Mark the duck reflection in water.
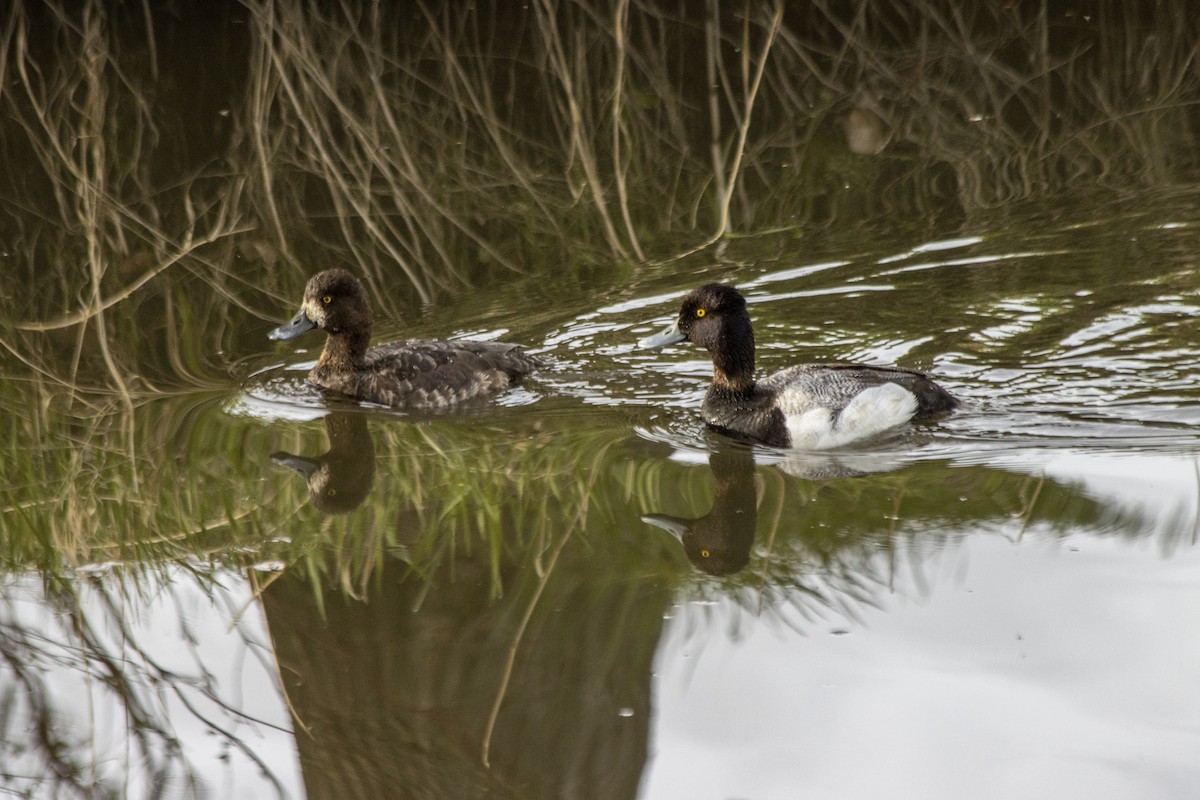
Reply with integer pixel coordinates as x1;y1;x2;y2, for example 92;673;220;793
643;450;760;576
271;412;375;514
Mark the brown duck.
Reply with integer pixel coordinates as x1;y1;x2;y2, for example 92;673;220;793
270;269;541;408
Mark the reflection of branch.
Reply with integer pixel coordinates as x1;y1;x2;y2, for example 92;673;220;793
92;579;291;792
610;0;645;261
480;521;574;769
480;441;610;767
0;631;113;798
1191;459;1200;547
251;568;316;741
755;468;785;615
1017;473;1045;541
670;3;784;262
0;572;291;797
15;224;257;332
0;584;178;795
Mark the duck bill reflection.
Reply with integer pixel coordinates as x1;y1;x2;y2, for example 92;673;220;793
269;309;317;341
640;513;689;542
638;320;686;349
270;451;322;481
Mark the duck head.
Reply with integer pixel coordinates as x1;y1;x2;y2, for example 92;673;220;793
639;283;756;391
269;268;373;342
639;283;751;350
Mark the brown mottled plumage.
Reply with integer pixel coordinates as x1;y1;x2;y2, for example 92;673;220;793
270;269;541;408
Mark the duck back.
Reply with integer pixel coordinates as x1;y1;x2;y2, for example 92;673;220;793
314;339;541;408
760;363;958;419
702;363;958;448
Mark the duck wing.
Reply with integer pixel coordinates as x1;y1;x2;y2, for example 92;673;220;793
356;339;542;407
759;362;957;419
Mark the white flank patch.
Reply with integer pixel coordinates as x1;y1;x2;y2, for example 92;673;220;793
784;383;917;450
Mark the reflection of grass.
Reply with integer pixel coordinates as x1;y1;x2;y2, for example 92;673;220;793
268;417;638;608
0;377;634;586
3;366;1116;621
0;388;274;573
637;453;1119;634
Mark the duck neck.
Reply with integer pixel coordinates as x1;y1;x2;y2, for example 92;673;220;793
709;320;756;396
319;328;371;372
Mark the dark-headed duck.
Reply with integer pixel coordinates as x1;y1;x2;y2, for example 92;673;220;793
639;283;957;449
270;269;541;408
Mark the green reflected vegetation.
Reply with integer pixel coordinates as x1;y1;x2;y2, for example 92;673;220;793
0;377;1124;613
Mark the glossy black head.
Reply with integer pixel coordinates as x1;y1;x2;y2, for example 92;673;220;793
674;284;749;350
641;283;756;391
269;268;373;343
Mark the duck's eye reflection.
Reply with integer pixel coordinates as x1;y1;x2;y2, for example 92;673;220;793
322;295;332;304
695;308;706;318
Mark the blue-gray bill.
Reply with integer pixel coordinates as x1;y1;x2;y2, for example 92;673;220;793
269;309;317;341
639;320;686;349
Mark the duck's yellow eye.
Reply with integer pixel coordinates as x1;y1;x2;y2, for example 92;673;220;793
322;295;332;304
700;549;710;558
695;308;706;318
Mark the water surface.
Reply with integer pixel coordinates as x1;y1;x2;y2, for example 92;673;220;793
4;3;1200;798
